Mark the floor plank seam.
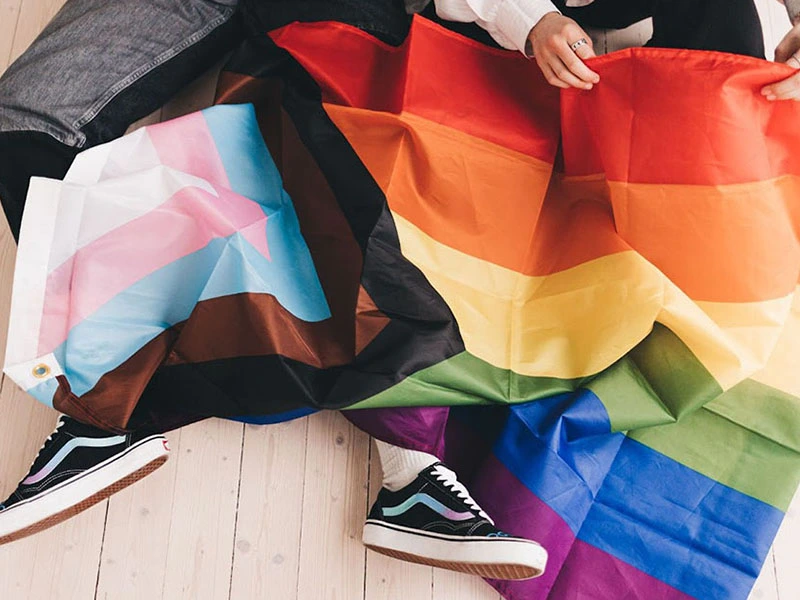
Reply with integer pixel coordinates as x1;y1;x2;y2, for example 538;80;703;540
159;429;183;600
773;551;781;600
92;500;111;600
293;420;312;597
227;423;247;600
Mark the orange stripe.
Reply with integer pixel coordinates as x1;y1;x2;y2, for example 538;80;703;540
329;104;799;301
608;178;800;302
325;105;557;274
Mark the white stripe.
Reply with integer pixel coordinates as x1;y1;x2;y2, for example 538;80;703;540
23;435;127;485
51;164;218;272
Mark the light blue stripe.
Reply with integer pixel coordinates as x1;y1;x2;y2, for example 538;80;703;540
54;231;330;397
200;105;327;310
201;104;283;208
26;378;59;408
49;104;330;397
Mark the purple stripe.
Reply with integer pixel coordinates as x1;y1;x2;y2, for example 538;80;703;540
344;406;450;456
550;539;694;600
467;456;693;600
467;455;575;599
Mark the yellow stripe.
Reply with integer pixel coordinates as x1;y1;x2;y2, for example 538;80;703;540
394;213;795;386
750;286;800;397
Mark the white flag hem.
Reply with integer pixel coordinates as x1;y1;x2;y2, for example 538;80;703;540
4;177;63;386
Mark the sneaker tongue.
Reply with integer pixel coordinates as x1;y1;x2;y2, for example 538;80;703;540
424;463;494;523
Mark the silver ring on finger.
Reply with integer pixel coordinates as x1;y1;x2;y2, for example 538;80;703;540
570;38;589;53
790;52;800;68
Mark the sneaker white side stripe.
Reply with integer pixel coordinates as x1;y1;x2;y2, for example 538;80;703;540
22;435;126;485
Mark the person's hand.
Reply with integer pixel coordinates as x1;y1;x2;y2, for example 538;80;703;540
528;12;599;90
761;21;800;100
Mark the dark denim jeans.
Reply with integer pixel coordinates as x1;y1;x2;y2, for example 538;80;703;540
0;0;413;240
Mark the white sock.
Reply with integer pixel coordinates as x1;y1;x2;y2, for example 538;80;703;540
374;439;439;492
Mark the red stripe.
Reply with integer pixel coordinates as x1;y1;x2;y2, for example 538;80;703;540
269;18;560;163
562;48;800;185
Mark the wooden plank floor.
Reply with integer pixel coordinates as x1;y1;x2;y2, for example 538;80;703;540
0;2;798;599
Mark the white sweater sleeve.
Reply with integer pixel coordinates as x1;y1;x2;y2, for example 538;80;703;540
434;0;559;54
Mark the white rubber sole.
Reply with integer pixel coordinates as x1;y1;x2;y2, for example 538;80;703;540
363;520;548;580
0;435;169;545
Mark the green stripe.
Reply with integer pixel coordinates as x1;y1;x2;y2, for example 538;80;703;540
709;379;800;454
588;323;723;431
631;388;800;511
349;324;800;509
595;325;800;510
346;351;581;408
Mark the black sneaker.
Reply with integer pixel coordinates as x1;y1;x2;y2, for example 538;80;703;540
0;415;169;545
363;462;547;580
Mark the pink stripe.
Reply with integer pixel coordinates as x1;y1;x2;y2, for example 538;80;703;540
38;115;272;354
38;185;268;355
146;112;231;188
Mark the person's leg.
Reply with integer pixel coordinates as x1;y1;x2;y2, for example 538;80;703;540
0;0;244;241
366;440;548;580
555;0;765;59
555;0;655;31
374;439;439;491
242;0;412;46
649;0;765;58
0;0;243;545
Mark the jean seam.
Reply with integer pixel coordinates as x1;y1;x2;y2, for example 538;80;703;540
10;122;80;147
71;7;235;143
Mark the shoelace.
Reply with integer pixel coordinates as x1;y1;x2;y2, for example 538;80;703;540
431;464;494;524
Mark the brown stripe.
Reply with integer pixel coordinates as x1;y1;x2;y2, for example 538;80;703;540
53;326;181;432
163;289;387;368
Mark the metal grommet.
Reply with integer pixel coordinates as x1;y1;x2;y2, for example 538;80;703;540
32;364;51;379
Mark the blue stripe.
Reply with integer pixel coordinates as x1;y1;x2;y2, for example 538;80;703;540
233;407;318;424
493;390;624;534
577;438;783;600
491;388;783;599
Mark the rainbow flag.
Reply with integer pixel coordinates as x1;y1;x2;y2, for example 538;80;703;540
4;16;800;599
